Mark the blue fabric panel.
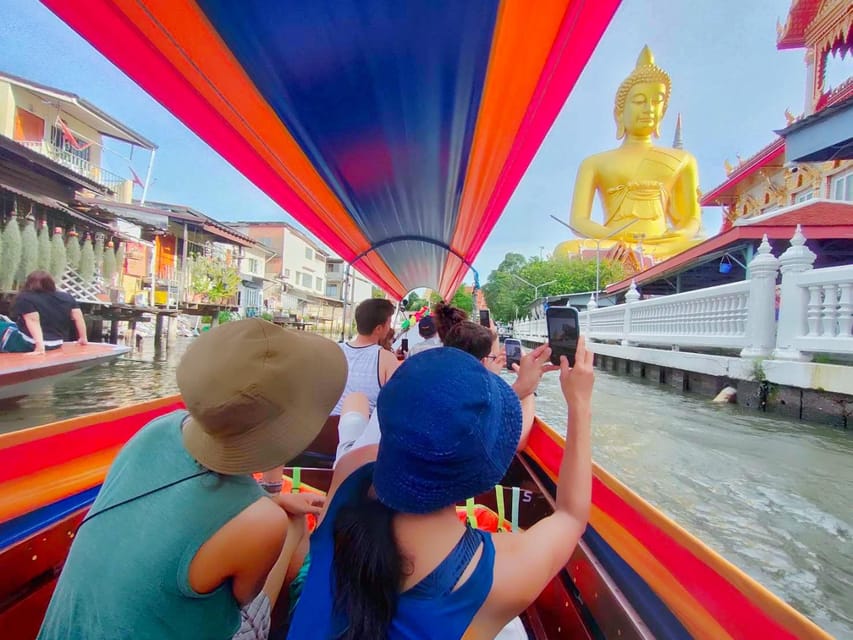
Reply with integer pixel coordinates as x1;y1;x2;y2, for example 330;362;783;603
583;526;693;640
0;486;100;550
196;0;499;291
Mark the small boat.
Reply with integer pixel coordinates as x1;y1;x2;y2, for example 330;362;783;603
0;399;831;639
0;343;130;402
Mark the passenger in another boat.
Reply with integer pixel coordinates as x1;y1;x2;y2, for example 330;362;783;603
36;319;347;640
8;270;88;354
288;340;595;640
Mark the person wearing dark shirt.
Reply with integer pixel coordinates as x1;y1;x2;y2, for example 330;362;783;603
11;270;88;354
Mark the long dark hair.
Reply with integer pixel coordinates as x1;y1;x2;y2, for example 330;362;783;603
432;302;468;341
333;478;407;639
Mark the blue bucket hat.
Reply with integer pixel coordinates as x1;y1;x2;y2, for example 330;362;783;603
373;347;522;514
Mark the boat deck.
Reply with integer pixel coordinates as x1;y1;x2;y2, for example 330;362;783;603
0;343;130;401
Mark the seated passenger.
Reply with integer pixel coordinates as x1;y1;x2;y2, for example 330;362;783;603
331;298;400;416
407;315;441;357
9;270;88;354
288;341;594;639
37;319;347;640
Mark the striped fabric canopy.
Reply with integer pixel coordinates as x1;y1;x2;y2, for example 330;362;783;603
42;0;620;299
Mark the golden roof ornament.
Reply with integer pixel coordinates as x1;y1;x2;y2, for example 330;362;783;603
614;45;672;139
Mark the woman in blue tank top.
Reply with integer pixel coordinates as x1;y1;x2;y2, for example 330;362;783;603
288;338;596;639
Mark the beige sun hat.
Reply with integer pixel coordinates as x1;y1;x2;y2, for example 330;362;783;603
177;318;347;474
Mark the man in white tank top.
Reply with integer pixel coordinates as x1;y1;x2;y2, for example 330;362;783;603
331;298;400;416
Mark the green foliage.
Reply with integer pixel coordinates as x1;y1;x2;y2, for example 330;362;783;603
102;242;117;283
79;235;95;284
371;286;386;299
426;287;474;314
17;219;37;286
1;217;22;291
449;287;474;314
66;232;81;271
189;254;241;303
217;310;238;324
260;311;274;321
93;234;105;275
49;229;67;281
404;292;428;311
483;251;625;322
37;222;51;271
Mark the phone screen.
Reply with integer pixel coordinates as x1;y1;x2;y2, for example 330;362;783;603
401;338;409;352
546;307;579;366
505;339;522;370
479;309;490;327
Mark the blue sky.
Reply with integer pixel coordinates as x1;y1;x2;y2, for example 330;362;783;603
0;0;813;288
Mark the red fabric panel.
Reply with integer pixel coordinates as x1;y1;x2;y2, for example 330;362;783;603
592;479;796;639
0;402;183;483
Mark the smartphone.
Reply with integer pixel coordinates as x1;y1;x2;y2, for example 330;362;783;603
401;338;409;352
504;339;522;371
479;309;490;327
545;306;580;367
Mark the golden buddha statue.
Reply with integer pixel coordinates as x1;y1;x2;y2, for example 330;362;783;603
554;46;703;261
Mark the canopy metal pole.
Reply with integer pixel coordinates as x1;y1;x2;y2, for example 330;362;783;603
139;149;157;205
340;262;351;342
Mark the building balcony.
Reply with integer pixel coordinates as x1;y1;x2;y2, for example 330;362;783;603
18;139;131;199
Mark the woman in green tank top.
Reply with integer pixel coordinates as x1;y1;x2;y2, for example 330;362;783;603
37;319;347;640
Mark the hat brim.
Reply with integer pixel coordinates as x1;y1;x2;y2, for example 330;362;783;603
183;409;326;475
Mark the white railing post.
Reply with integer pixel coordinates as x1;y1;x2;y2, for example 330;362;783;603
740;235;779;358
773;225;817;361
621;280;640;346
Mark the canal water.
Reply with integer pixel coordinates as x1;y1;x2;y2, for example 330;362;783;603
1;338;851;636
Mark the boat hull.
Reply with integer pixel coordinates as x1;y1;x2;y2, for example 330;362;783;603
0;343;130;402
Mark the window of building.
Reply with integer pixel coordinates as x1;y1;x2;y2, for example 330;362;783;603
305;247;313;260
326;284;338;298
302;272;313;288
284;268;291;279
794;189;814;204
315;276;323;291
246;257;259;273
830;170;853;202
50;124;91;163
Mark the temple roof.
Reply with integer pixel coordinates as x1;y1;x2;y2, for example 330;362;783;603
777;0;822;50
605;199;853;295
700;138;785;206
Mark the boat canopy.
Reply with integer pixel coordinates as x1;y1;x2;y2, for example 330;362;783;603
42;0;620;298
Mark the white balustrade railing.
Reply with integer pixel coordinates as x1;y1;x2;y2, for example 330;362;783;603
512;226;853;362
789;265;853;356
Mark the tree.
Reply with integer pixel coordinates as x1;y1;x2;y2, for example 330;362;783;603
404;292;427;311
426;287;473;314
482;251;624;322
371;287;386;298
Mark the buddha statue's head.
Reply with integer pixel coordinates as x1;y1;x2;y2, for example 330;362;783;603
614;46;671;140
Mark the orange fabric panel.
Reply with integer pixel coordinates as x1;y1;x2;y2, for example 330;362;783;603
106;0;403;295
0;447;119;524
439;0;570;295
0;395;182;450
13;107;45;142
